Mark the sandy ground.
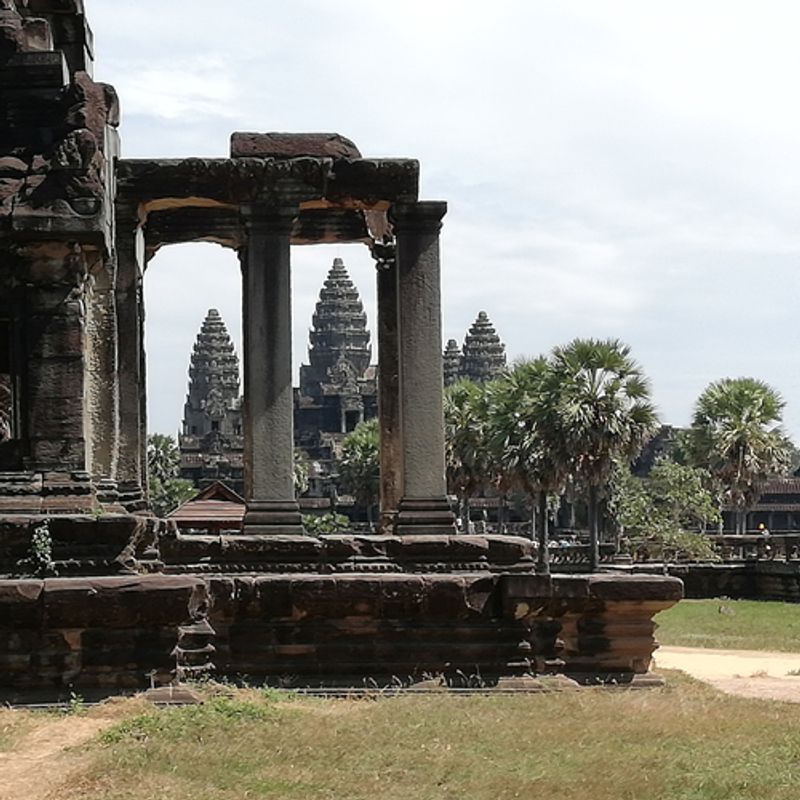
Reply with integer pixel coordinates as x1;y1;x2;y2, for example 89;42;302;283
0;707;121;800
654;645;800;702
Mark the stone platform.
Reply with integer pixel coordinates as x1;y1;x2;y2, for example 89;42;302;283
0;547;682;700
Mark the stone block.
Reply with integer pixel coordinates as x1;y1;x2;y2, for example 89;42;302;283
585;574;684;602
484;534;535;563
330;576;381;616
0;51;68;89
422;576;470;620
230;132;361;160
327;158;419;206
42;575;202;628
289;576;341;619
251;578;295;620
379;576;426;618
0;579;43;626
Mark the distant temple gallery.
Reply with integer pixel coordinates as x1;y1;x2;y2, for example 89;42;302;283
179;257;508;497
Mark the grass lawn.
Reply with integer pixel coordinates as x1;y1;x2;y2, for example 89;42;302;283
655;598;800;652
44;678;800;800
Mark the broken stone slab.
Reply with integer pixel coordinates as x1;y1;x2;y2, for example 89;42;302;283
144;684;204;706
231;132;361;160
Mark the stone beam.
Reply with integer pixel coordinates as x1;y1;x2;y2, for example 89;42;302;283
116;157;419;215
143;206;372;252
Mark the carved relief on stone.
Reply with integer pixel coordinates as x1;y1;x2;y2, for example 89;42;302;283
326;355;359;394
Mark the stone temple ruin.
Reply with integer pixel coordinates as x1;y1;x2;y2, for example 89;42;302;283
0;1;681;698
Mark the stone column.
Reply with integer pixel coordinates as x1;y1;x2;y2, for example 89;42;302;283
392;202;455;535
85;253;120;500
373;241;402;533
241;206;303;535
114;205;147;511
24;243;89;474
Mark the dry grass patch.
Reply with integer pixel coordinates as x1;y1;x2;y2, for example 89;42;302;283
0;707;37;752
656;598;800;651
53;676;800;800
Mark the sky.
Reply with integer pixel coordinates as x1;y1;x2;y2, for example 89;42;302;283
87;1;800;439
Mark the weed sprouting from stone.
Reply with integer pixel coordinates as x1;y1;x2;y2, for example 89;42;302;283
16;521;57;578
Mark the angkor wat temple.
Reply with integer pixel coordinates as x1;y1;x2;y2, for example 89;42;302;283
179;263;508;498
0;0;680;698
179;257;379;496
443;310;507;386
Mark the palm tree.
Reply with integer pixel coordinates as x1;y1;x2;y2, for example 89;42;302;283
486;358;566;573
337;419;380;530
684;378;792;534
147;433;180;484
146;433;195;517
444;379;492;532
550;339;658;571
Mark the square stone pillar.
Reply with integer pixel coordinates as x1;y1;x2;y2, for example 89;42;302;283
114;206;147;511
391;202;456;535
373;242;402;533
241;206;303;535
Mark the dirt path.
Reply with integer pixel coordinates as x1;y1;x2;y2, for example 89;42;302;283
654;645;800;703
0;709;118;800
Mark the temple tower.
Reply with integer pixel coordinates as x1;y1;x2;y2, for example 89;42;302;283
300;257;372;398
182;309;241;437
443;339;462;387
179;309;243;491
296;258;377;476
460;311;506;383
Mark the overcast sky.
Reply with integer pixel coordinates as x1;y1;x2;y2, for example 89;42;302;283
88;1;800;439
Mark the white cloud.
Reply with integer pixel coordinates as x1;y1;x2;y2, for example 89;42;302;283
86;0;800;441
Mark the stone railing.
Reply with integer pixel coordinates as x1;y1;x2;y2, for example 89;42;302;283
707;534;800;563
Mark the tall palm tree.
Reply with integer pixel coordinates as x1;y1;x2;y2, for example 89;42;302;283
684;377;792;533
550;339;658;570
444;379;492;532
486;358;566;573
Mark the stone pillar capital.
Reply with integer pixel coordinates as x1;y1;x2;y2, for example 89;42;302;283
389;201;447;235
370;239;396;272
241;204;297;236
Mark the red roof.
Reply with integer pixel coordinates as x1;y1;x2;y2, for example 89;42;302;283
168;482;244;530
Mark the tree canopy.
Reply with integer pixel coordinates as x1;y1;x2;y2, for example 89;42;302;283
610;458;719;561
337;419;380;529
683;377;792;533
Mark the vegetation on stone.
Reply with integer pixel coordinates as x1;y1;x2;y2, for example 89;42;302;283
14;520;56;577
302;511;350;535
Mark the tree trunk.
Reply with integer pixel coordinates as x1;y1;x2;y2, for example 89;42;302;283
536;489;549;574
589;483;600;572
530;498;537;541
